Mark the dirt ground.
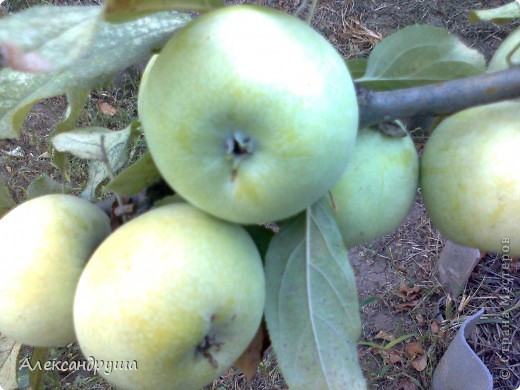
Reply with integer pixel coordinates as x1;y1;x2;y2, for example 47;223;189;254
1;0;519;389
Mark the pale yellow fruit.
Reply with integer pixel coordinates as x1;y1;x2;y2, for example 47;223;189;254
329;127;419;248
73;203;265;390
421;101;520;256
0;194;111;347
138;5;358;224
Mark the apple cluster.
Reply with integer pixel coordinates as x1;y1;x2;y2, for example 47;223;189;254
0;4;518;390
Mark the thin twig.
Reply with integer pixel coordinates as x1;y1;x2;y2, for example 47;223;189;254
358;67;520;128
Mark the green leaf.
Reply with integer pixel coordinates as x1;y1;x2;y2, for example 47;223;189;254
0;7;191;139
0;335;21;390
56;124;140;201
27;175;72;199
51;89;91;182
346;58;368;80
244;225;276;260
356;25;486;90
0;6;101;73
106;151;162;196
470;1;520;24
0;181;15;217
264;200;366;389
52;126;137;161
103;0;223;23
28;348;49;390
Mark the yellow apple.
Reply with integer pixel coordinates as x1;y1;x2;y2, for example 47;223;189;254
73;203;265;390
421;101;520;256
138;5;358;224
328;127;419;248
0;194;111;347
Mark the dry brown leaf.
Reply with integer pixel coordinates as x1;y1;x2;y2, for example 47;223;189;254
383;349;404;365
415;314;425;327
431;321;439;335
411;354;427;372
233;322;266;382
374;330;395;342
400;281;421;294
405;342;425;359
98;101;117;117
394;300;420;312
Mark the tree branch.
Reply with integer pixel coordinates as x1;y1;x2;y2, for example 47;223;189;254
358;67;520;128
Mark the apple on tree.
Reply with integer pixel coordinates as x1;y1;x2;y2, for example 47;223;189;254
0;194;111;347
421;101;520;256
73;203;265;390
138;5;359;225
328;127;419;248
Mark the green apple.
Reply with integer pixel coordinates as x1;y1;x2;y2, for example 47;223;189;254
488;27;520;72
138;5;358;225
328;127;419;248
421;101;520;256
0;194;110;347
73;203;265;390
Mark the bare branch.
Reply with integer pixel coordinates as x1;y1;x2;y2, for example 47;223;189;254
358;67;520;128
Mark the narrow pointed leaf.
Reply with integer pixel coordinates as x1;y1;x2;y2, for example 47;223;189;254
0;8;191;139
357;25;486;90
0;6;101;73
265;200;366;389
28;348;49;390
469;1;520;24
51;89;91;182
346;58;368;80
103;0;223;23
106;151;162;196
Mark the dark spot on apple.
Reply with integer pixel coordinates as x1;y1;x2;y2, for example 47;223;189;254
196;334;224;369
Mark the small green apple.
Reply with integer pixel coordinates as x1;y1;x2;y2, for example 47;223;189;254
328;127;419;248
73;203;265;390
488;27;520;72
421;101;520;256
138;5;358;224
0;194;110;347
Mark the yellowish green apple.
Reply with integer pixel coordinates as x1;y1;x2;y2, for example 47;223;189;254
138;5;358;225
488;27;520;72
328;127;419;248
73;203;265;390
421;101;520;256
0;194;111;347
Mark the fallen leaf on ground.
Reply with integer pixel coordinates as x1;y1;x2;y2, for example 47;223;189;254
383;349;404;364
405;342;425;359
98;101;117;116
411;353;427;372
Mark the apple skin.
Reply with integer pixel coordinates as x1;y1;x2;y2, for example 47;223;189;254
0;194;111;347
421;101;520;256
488;27;520;72
138;5;358;225
73;203;265;390
328;127;419;248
